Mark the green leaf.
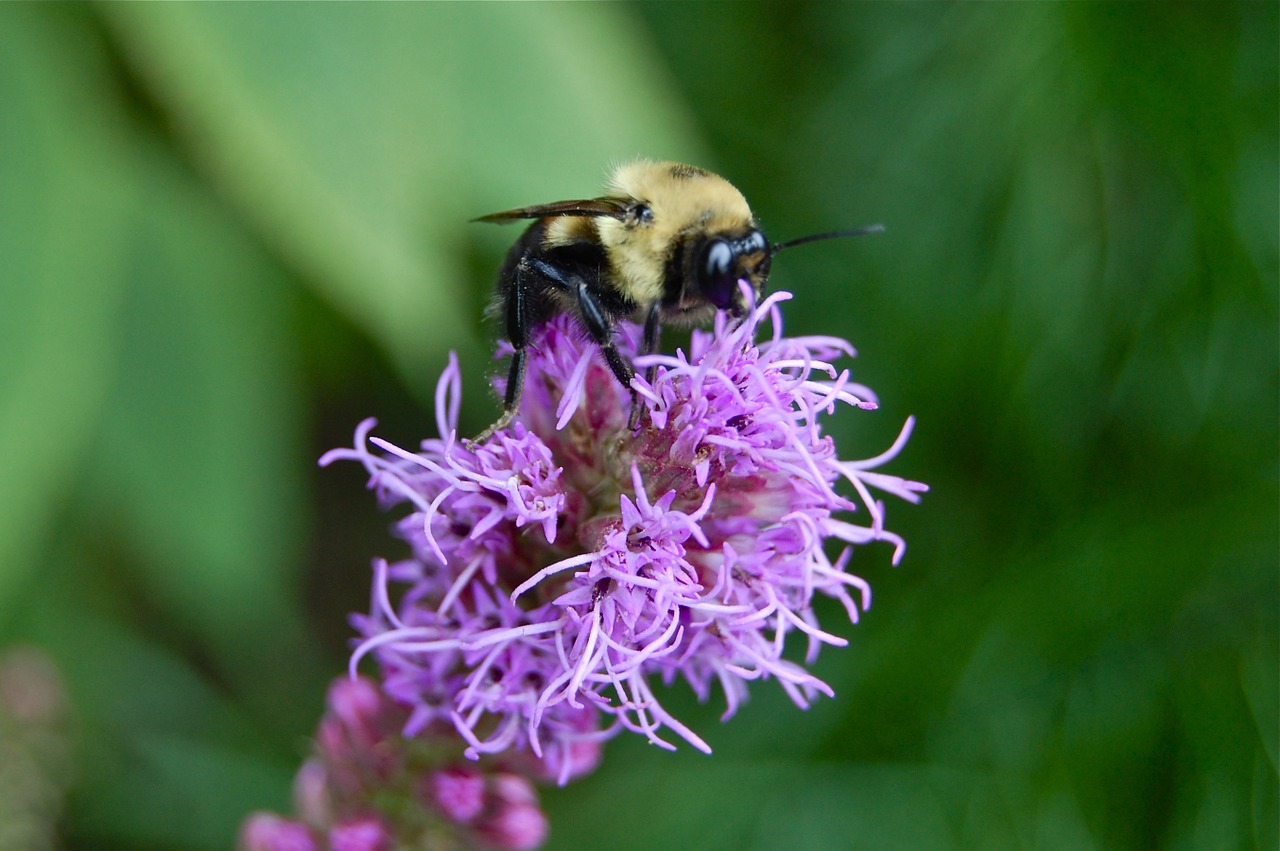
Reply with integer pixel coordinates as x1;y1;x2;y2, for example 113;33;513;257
1241;631;1279;776
77;732;291;851
0;6;136;611
549;757;960;851
99;4;705;391
79;144;325;720
27;582;297;851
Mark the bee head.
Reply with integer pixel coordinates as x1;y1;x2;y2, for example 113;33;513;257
695;224;887;317
696;228;770;316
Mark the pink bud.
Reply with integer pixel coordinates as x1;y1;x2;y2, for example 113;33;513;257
489;774;537;807
325;677;386;751
426;766;486;823
327;678;383;727
329;815;392;851
238;812;317;851
291;759;331;826
474;802;549;851
533;737;602;784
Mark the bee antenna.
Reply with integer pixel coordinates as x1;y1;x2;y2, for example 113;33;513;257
770;224;885;255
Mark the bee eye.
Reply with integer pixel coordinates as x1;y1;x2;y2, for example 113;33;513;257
698;238;738;309
633;204;653;224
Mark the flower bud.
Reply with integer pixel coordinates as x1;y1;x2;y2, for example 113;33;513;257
426;765;486;823
291;759;332;826
489;773;537;807
325;676;386;753
238;812;317;851
473;801;548;851
328;815;392;851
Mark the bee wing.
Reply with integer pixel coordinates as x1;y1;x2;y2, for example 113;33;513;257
473;197;630;224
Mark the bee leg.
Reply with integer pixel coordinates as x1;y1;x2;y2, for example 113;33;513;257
572;279;634;390
470;348;524;445
628;301;662;430
472;263;533;445
520;258;636;427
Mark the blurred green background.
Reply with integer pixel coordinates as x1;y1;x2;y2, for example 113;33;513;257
1;3;1275;849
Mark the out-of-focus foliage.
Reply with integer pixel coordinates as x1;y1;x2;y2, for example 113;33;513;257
0;3;1273;850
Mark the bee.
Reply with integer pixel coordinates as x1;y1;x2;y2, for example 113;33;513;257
472;159;881;442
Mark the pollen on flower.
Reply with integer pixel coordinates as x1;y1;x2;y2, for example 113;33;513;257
322;288;926;782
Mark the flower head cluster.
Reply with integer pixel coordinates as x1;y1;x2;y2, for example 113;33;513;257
323;290;926;784
239;676;548;851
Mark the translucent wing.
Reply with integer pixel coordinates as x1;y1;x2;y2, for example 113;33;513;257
473;197;631;224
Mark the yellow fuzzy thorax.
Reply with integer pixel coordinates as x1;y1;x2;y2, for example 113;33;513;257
548;160;756;305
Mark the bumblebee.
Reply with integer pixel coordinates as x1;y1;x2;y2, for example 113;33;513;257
472;159;879;442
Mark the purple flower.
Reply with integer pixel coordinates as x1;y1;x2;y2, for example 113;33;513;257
323;289;926;783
